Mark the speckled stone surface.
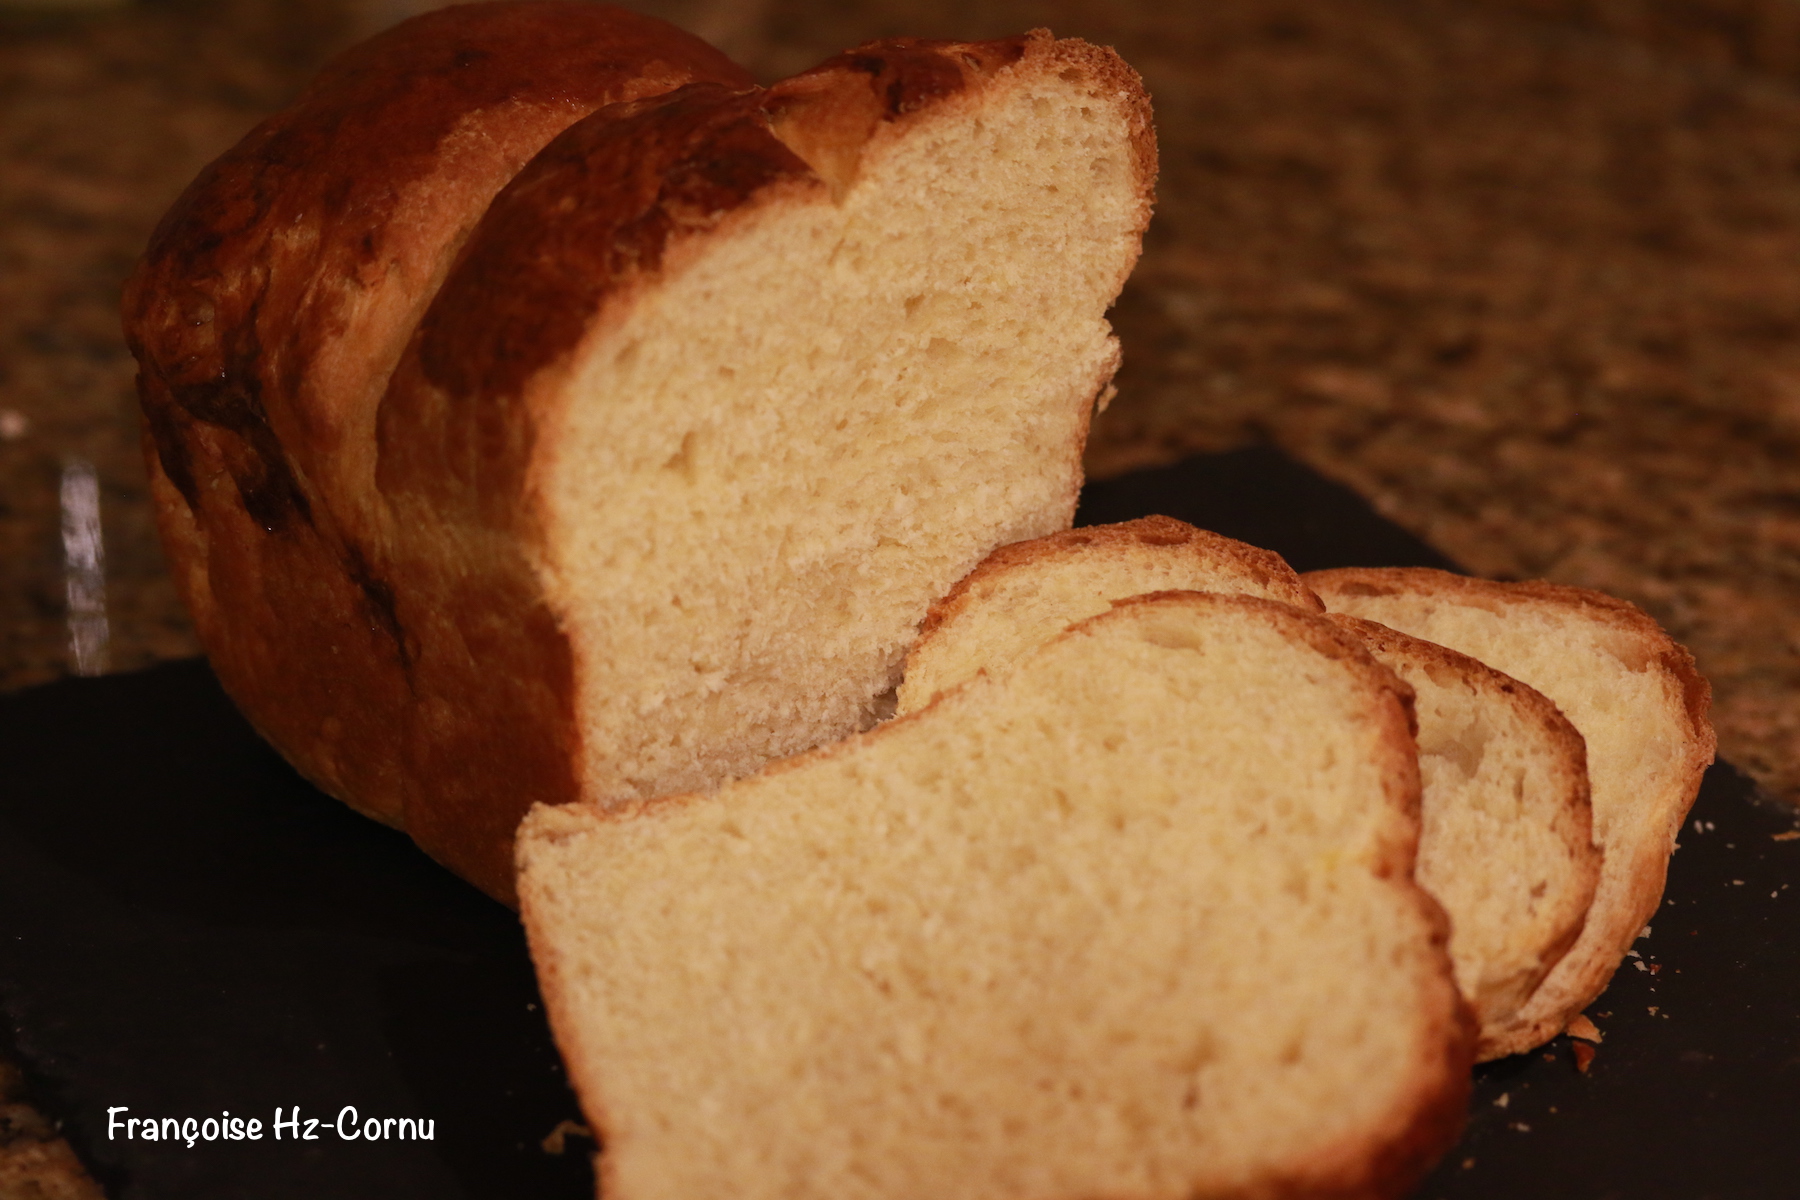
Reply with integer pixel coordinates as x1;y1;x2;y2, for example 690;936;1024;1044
3;0;1797;790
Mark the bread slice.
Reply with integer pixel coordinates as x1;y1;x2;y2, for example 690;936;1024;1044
520;592;1471;1200
898;523;1598;1057
1307;568;1715;1052
1327;615;1599;1060
125;8;1156;900
896;516;1322;714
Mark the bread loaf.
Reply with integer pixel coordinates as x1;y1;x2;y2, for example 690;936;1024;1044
519;592;1472;1200
123;3;1155;900
901;523;1601;1057
1307;568;1714;1051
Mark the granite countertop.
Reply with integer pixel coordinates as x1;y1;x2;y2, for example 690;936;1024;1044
3;0;1798;1188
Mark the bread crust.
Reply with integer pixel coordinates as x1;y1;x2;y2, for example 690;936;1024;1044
521;592;1471;1200
1306;567;1715;1053
125;10;1157;901
917;516;1324;644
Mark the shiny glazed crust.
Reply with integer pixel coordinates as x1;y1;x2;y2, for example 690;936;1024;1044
123;8;1157;902
122;3;750;837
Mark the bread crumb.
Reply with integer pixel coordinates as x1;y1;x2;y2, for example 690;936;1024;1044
1572;1043;1596;1073
1493;1092;1509;1108
1772;830;1800;842
1565;1014;1602;1043
1648;1006;1659;1016
541;1120;592;1156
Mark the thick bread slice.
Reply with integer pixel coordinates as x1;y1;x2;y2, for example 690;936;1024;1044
1328;615;1600;1060
896;516;1321;714
125;10;1156;901
1307;568;1715;1052
519;593;1472;1200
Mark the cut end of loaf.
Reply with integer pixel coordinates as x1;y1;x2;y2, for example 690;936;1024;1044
530;35;1154;804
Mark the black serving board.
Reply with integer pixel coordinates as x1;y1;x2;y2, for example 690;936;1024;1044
3;446;1797;1200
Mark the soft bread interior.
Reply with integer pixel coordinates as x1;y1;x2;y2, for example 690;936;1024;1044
539;67;1144;800
519;594;1464;1200
897;518;1320;715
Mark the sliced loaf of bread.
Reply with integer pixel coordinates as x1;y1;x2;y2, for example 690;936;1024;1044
519;592;1471;1200
898;524;1599;1057
895;516;1321;715
1328;615;1600;1060
1307;568;1715;1051
126;10;1156;900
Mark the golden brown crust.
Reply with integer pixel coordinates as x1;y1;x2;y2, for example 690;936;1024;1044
916;516;1322;646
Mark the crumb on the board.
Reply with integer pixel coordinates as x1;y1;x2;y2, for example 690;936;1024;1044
541;1119;593;1156
1565;1013;1602;1043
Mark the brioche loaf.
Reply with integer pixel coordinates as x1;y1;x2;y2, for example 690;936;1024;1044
901;523;1600;1057
124;3;1155;900
1327;615;1599;1060
519;592;1472;1200
896;516;1322;715
1307;568;1714;1051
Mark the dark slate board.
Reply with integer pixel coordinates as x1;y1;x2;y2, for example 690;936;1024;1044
2;446;1796;1199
